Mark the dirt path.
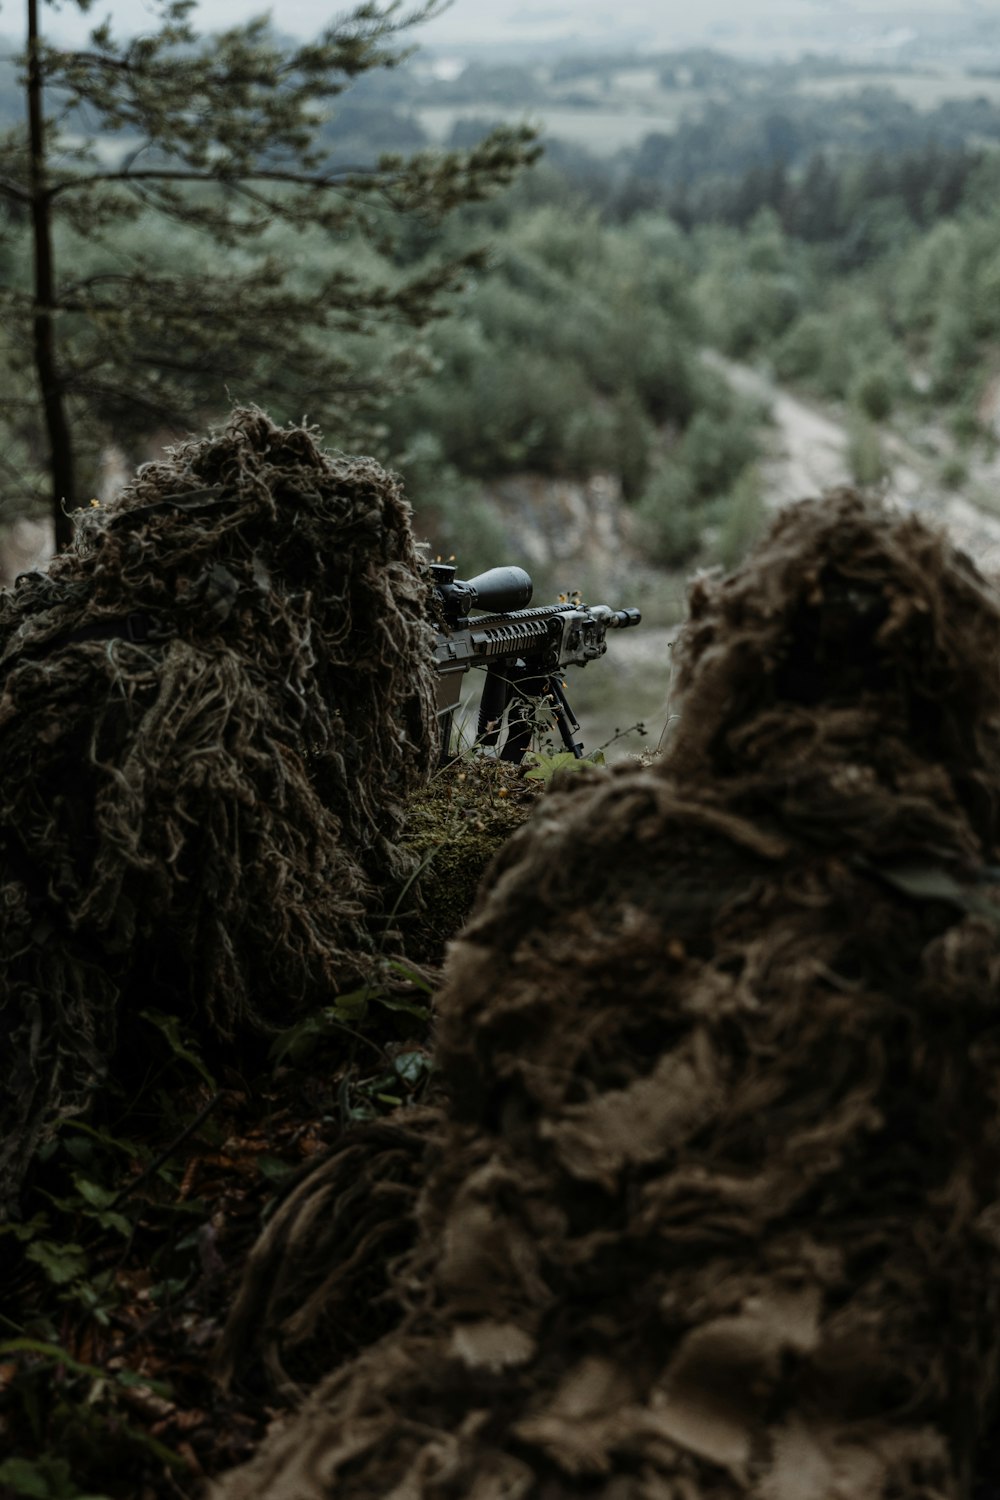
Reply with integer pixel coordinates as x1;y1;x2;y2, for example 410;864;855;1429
703;348;1000;578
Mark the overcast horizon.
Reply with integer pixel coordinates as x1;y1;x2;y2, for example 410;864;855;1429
2;0;996;56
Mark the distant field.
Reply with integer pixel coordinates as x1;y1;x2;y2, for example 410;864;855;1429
795;67;1000;110
418;62;1000;156
417;104;682;154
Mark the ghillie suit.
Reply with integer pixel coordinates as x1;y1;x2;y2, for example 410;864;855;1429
213;490;1000;1500
216;1105;445;1401
0;409;437;1219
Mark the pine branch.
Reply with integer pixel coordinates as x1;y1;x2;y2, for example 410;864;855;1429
45;163;386;201
0;178;31;204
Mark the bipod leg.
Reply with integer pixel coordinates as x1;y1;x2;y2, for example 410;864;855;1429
547;676;584;758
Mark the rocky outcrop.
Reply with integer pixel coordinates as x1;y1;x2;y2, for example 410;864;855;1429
481;471;643;592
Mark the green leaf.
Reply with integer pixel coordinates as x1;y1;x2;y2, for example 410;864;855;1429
0;1337;99;1377
138;1010;216;1087
61;1121;148;1161
114;1368;173;1397
393;1050;432;1086
269;1015;322;1064
257;1156;297;1185
385;959;433;993
62;1136;95;1165
330;987;372;1021
71;1175;118;1211
0;1456;75;1498
522;750;593;784
371;994;430;1020
91;1210;133;1237
271;987;387;1063
0;1457;50;1498
0;1213;49;1244
24;1242;88;1286
149;1274;193;1299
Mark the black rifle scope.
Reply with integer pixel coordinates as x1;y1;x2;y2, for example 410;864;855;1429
432;564;533;619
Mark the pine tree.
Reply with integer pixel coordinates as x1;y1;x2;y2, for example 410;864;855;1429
0;0;536;547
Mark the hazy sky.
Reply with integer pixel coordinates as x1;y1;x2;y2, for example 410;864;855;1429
13;0;997;51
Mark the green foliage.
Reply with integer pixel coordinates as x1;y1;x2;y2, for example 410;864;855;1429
672;125;1000;463
0;1154;188;1493
714;467;768;571
928;300;978;402
384;190;767;569
138;1008;217;1090
401;754;540;962
849;363;896;422
269;969;432;1066
629;86;1000;239
635;391;762;568
691;213;807;358
893;220;967;332
771;311;835;385
0;1332;184;1498
0;1451;109;1498
846;410;889;487
386;197;710;503
522;748;606;784
394;430;509;577
636;476;705;568
0;951;447;1493
23;1241;89;1286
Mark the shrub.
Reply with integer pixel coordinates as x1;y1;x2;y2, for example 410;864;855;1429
850;364;895;422
846;410;889;486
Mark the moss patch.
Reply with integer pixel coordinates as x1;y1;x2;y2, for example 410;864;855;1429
401;756;544;961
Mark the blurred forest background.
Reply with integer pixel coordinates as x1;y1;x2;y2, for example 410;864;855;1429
4;6;1000;742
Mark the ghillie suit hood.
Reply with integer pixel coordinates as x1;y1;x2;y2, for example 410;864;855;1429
0;409;437;1218
214;490;1000;1500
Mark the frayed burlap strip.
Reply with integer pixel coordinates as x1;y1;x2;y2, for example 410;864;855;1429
0;408;437;1219
215;1106;445;1401
213;490;1000;1500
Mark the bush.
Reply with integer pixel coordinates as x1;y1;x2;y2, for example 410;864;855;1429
386;197;721;497
679;407;760;496
691;215;809;358
929;303;978;402
395;431;509;575
846;410;889;487
771;312;832;385
636;463;703;567
711;467;768;571
636;398;761;569
850;364;895;422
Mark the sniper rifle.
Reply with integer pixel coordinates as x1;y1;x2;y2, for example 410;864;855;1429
431;563;640;765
